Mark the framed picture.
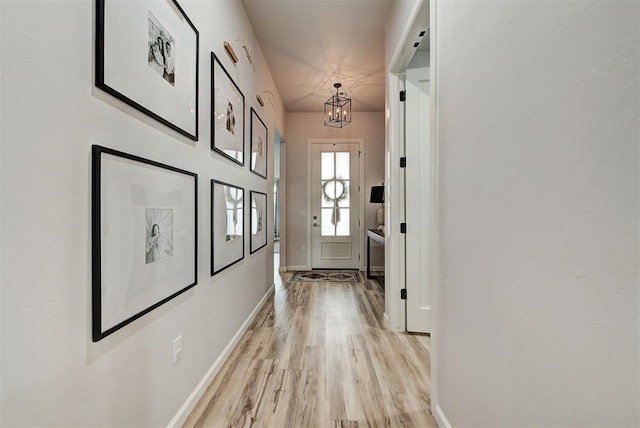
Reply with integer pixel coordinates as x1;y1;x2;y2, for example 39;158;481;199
211;180;245;275
211;53;245;165
92;145;197;341
95;0;199;141
250;107;268;178
250;191;268;254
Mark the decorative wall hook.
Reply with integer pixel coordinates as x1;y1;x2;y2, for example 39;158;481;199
223;38;255;71
256;91;277;111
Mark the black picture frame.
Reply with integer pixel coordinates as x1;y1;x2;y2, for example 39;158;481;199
211;179;245;275
95;0;199;141
250;107;268;179
92;145;198;341
250;190;268;254
211;53;245;165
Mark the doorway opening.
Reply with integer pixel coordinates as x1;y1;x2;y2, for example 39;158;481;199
273;129;285;277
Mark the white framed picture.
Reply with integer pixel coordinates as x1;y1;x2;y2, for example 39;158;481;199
211;53;245;165
250;190;267;253
96;0;199;140
91;145;197;341
250;107;267;178
211;180;245;275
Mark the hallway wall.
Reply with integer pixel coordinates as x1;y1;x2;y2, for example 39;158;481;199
285;112;385;269
435;1;639;426
0;0;283;425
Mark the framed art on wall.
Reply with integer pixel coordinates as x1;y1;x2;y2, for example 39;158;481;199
250;190;267;253
211;180;245;275
92;145;197;341
211;53;245;165
95;0;199;140
250;107;267;178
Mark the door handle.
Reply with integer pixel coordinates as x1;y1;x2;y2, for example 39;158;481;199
313;222;319;227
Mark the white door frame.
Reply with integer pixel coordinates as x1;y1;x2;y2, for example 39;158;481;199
386;0;442;424
384;72;407;332
306;138;365;270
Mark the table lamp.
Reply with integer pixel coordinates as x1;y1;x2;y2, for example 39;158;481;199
369;185;384;231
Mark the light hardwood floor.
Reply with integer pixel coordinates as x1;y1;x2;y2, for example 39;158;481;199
184;271;436;427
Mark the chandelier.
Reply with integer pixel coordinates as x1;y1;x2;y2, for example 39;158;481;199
324;83;351;128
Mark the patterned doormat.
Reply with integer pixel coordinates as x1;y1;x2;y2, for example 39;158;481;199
288;271;364;283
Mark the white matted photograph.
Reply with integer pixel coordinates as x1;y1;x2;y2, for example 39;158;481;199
250;107;267;178
212;52;245;165
96;0;199;140
250;190;267;254
211;180;244;275
147;12;175;86
145;208;174;264
92;145;197;342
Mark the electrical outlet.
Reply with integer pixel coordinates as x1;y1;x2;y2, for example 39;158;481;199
172;335;183;365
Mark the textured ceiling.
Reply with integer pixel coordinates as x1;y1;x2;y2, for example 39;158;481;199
242;0;394;113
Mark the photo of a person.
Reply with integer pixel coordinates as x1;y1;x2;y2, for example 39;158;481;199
226;101;235;135
256;137;263;157
148;12;176;86
163;40;175;85
148;35;165;76
145;208;174;264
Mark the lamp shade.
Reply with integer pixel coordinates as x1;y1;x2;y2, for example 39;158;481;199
369;185;384;203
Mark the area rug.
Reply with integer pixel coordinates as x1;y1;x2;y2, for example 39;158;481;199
288;270;364;283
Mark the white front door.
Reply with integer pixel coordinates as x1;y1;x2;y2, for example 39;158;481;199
405;66;433;333
310;141;361;269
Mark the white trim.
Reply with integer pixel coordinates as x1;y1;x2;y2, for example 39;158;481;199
278;266;287;273
306;138;364;270
369;265;385;271
388;0;428;73
429;0;440;417
433;404;452;428
286;265;309;271
167;284;275;428
384;72;406;333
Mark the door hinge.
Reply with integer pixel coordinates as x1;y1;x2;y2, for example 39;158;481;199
400;157;406;168
400;223;407;233
400;90;406;102
401;289;407;300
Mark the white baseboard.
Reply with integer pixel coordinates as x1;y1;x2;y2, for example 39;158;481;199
278;266;287;273
167;284;275;428
286;265;309;271
433;403;452;428
370;265;384;271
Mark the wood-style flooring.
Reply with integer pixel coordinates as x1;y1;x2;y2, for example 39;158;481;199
184;271;436;427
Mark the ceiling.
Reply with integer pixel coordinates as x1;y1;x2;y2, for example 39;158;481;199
241;0;394;113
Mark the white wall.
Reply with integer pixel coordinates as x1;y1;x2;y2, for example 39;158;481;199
0;0;284;426
435;1;639;426
285;112;385;269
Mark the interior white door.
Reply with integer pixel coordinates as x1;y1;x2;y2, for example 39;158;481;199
311;142;360;269
405;66;433;333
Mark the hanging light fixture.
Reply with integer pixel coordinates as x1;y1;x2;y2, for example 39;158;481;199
324;83;351;128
